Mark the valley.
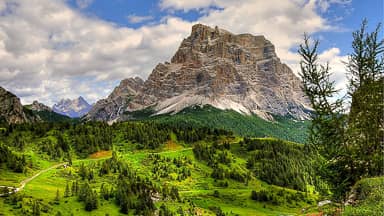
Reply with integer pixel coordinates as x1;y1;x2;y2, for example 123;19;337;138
0;9;382;216
0;121;321;215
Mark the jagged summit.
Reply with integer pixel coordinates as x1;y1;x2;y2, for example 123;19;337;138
86;24;311;122
53;96;92;118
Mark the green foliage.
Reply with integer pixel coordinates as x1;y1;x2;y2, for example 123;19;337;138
70;122;113;156
54;189;60;203
145;105;309;143
193;141;251;183
344;177;384;215
298;20;383;200
243;138;316;191
159;203;175;216
32;200;41;216
34;110;73;123
113;122;169;149
0;143;27;172
77;181;99;211
147;154;192;181
0;112;319;215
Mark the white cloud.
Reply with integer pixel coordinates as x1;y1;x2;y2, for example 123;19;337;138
127;14;154;24
0;0;350;107
317;0;352;12
160;0;218;11
0;0;191;106
76;0;93;9
318;48;348;95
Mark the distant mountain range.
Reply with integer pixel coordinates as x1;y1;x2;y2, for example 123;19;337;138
85;24;312;123
52;97;92;118
0;86;71;124
0;24;312;142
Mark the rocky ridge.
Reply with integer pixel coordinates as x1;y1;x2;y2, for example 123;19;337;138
0;87;40;124
30;101;52;112
86;24;311;122
53;96;92;118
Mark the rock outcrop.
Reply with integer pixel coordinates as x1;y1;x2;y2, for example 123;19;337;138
0;87;41;124
86;24;311;122
0;86;29;124
86;77;144;121
53;96;92;118
30;101;52;112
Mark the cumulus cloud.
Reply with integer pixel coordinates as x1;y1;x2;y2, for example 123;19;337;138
0;0;350;107
318;48;349;95
160;0;218;11
0;0;191;106
317;0;352;12
127;14;154;24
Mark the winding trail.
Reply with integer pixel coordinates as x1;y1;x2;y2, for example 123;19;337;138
0;147;193;197
0;162;65;196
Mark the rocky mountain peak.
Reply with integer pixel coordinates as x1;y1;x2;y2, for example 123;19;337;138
53;96;92;118
109;77;144;100
31;100;52;112
86;24;311;122
0;87;41;124
0;86;28;124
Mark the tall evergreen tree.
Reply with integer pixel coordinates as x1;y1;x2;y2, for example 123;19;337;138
32;200;40;216
55;189;60;203
298;20;383;200
64;182;70;198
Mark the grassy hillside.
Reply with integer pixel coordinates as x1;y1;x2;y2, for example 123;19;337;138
343;177;384;215
128;105;310;143
0;121;321;215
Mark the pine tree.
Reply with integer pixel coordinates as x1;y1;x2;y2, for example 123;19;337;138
54;189;60;203
298;20;384;200
32;200;40;216
71;181;76;196
346;20;384;178
64;182;70;197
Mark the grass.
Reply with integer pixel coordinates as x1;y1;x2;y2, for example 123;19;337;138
1;135;320;215
0;150;56;187
343;176;384;216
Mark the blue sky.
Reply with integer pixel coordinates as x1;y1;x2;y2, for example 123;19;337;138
0;0;382;106
67;0;382;55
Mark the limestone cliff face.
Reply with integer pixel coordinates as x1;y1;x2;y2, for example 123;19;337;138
86;24;311;122
0;87;40;124
31;101;52;112
86;77;144;121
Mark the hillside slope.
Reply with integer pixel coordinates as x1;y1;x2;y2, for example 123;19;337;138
127;105;309;143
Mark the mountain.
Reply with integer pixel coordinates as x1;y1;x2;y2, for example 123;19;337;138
29;100;53;112
24;101;72;123
86;24;312;122
53;96;92;118
0;86;40;124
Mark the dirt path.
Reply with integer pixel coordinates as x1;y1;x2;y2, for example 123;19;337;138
0;162;65;196
0;148;192;197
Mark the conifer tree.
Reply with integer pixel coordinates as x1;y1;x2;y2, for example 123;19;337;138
64;182;70;198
